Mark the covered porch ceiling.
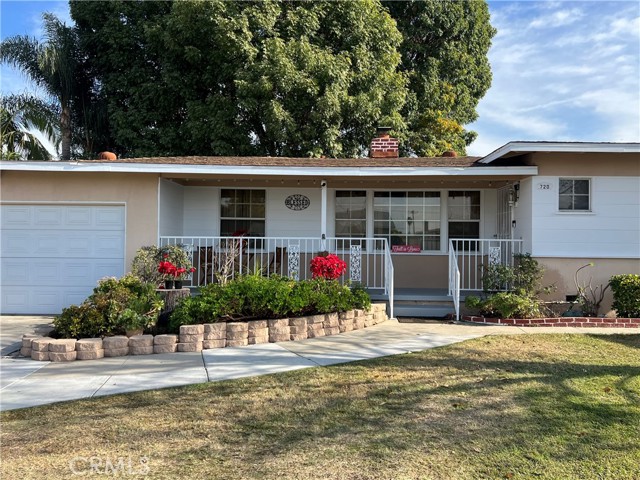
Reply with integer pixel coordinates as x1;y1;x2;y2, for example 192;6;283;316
161;173;533;189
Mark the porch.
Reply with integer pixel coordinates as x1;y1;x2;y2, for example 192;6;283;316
158;236;523;321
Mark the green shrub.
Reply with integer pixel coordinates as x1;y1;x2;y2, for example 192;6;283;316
168;276;372;329
609;274;640;318
131;246;163;285
465;295;483;310
472;254;554;319
482;253;554;296
131;244;194;285
168;294;221;332
465;292;543;319
350;283;372;311
513;253;548;293
54;304;106;339
54;274;162;338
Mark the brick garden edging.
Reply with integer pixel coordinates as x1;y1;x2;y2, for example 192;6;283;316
462;315;640;328
19;303;389;362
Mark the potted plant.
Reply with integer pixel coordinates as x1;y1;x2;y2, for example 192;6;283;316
173;266;196;289
118;296;164;336
158;259;177;289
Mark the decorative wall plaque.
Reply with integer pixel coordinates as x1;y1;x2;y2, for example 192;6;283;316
285;194;310;211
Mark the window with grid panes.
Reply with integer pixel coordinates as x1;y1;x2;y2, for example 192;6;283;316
448;191;480;246
335;191;367;238
559;179;590;211
373;191;441;250
220;189;265;236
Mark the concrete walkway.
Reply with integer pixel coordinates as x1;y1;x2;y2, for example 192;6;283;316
1;315;636;411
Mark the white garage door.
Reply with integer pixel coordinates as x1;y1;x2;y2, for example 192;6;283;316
1;204;125;314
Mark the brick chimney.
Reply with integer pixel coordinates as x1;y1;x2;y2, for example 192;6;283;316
369;127;399;158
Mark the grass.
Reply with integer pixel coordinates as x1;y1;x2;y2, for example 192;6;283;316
1;334;639;479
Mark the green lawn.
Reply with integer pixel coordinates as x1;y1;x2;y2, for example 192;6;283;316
2;334;639;479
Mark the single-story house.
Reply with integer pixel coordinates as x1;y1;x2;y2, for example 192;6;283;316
1;132;638;318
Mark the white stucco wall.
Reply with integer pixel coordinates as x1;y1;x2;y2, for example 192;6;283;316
513;177;534;253
158;179;184;236
183;187;219;236
481;189;498;240
531;175;640;258
266;188;322;237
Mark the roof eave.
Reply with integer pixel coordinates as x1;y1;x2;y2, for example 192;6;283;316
479;141;640;164
0;161;538;177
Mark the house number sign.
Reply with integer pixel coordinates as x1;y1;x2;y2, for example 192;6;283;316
285;194;310;211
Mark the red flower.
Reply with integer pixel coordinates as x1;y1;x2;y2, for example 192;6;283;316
310;254;347;280
158;260;178;277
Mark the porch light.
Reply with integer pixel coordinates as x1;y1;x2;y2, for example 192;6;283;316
508;183;520;207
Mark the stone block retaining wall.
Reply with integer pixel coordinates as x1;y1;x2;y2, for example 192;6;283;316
462;315;640;328
19;303;388;362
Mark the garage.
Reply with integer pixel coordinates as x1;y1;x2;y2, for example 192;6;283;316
1;204;125;315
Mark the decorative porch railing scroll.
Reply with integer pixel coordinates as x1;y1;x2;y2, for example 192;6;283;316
448;239;461;321
488;246;501;265
288;245;300;281
350;244;362;283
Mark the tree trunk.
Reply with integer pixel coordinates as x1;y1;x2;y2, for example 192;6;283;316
60;104;71;160
156;288;190;331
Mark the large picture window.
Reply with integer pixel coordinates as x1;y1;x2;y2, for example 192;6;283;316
448;191;480;243
335;191;366;238
220;189;265;236
374;191;441;250
559;178;590;211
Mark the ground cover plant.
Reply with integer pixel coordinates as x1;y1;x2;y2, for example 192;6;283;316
1;334;638;479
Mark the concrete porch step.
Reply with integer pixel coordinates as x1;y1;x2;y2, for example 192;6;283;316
394;300;454;319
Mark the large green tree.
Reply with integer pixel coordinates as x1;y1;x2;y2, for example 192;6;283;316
70;0;406;158
1;94;59;160
70;0;494;158
384;0;495;156
0;13;80;160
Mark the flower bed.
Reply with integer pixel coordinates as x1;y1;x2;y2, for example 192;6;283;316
19;303;389;362
462;315;640;328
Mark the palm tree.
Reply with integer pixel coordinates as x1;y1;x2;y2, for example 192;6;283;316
1;94;60;160
0;13;78;160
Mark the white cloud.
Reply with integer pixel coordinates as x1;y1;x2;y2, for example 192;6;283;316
469;1;640;155
528;8;584;29
611;16;640;36
575;88;640;141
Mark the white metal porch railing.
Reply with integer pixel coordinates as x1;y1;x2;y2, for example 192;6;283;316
448;238;524;320
448;240;461;320
158;236;394;317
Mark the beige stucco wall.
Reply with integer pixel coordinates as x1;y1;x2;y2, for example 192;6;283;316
392;255;449;289
537;257;640;315
527;152;640;176
0;171;159;269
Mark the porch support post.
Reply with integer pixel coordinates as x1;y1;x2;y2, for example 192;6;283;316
320;179;327;242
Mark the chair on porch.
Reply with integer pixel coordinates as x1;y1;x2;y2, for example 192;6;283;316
198;247;215;284
268;246;287;275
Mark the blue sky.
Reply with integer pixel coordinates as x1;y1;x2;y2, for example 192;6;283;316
1;0;639;157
